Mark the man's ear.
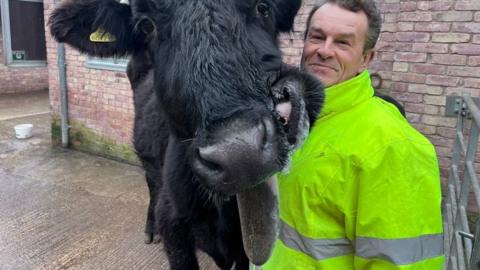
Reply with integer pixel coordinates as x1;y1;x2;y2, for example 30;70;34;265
49;0;136;57
358;49;375;73
270;0;302;32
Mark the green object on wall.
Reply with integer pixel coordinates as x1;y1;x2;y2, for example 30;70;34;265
51;114;140;165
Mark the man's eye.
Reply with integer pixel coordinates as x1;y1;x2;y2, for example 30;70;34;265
337;40;350;46
311;35;325;40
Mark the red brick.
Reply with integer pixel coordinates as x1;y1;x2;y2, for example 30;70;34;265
381;32;397;42
397;22;415;32
432;33;471;43
412;43;448;53
395;43;413;51
463;78;480;88
394;52;427;62
405;103;439;115
400;2;417;12
396;32;430;42
452;23;480;33
384;14;398;23
437;127;456;139
398;12;432;22
392;83;408;93
408;84;444;95
418;0;454;11
379;3;400;13
434;11;474;22
424;95;446;106
381;23;397;32
431;54;467;65
426;75;460;87
380;52;395;61
393;73;426;84
468;56;480;66
414;22;451;32
447;66;480;77
455;1;480;10
451;44;480;55
445;87;480;96
393;62;409;72
422;115;457;128
395;92;424;103
410;64;446;75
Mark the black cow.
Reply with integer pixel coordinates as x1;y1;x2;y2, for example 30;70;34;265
49;0;324;269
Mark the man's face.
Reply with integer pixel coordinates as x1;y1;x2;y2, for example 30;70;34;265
302;3;374;87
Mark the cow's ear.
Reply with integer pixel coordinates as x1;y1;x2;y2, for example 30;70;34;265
49;0;136;57
270;0;301;32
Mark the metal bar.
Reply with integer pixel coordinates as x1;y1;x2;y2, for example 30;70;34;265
0;0;13;65
466;161;480;208
469;219;480;270
58;43;70;148
451;254;459;270
445;203;453;269
464;120;480;167
460;206;473;263
456;231;467;270
450;183;459;233
452;165;461;202
463;96;480;128
456;131;468;158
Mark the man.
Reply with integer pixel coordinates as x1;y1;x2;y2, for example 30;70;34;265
262;0;444;269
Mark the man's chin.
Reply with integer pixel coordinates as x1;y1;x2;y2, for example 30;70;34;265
308;68;337;87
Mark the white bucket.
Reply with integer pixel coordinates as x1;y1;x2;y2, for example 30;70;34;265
14;124;33;139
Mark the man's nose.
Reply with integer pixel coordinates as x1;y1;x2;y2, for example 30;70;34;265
316;40;335;59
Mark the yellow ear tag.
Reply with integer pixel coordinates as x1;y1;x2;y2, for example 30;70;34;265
89;28;117;42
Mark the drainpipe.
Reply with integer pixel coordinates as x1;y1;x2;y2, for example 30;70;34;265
54;0;69;147
57;42;69;147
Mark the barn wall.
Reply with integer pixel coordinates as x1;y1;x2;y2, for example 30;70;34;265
0;6;48;94
44;0;137;163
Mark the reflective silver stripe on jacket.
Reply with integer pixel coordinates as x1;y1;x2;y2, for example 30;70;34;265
279;220;353;260
355;234;444;265
279;220;443;264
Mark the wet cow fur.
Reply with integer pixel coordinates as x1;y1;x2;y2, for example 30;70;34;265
49;0;325;269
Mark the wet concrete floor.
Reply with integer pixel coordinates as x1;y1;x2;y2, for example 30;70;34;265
0;92;217;269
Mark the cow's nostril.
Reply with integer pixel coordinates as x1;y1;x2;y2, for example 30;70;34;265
196;147;224;174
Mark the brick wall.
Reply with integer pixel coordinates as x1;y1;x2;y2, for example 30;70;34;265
44;0;480;179
0;13;48;94
45;0;135;150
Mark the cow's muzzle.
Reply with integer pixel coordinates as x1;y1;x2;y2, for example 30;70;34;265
192;116;279;195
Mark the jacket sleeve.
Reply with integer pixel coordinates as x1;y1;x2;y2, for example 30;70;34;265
348;140;445;270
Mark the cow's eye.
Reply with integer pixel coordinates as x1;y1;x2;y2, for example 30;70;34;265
138;17;156;35
257;2;270;18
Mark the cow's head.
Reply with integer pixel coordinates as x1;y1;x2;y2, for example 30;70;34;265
49;0;322;194
50;0;324;264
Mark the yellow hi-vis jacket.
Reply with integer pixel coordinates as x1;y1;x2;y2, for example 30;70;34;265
263;70;444;270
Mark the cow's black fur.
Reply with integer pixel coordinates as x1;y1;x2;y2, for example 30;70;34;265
49;1;324;269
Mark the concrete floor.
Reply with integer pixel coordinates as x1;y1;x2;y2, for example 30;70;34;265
0;92;218;269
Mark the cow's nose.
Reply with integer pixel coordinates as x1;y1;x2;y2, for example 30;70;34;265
192;118;276;194
194;146;228;183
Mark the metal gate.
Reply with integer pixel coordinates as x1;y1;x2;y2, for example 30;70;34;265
444;95;480;270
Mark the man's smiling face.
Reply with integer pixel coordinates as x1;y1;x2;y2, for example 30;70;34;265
302;3;374;87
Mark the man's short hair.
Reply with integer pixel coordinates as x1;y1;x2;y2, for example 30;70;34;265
304;0;382;52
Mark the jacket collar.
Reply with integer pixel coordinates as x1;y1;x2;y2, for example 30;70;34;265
319;70;374;118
